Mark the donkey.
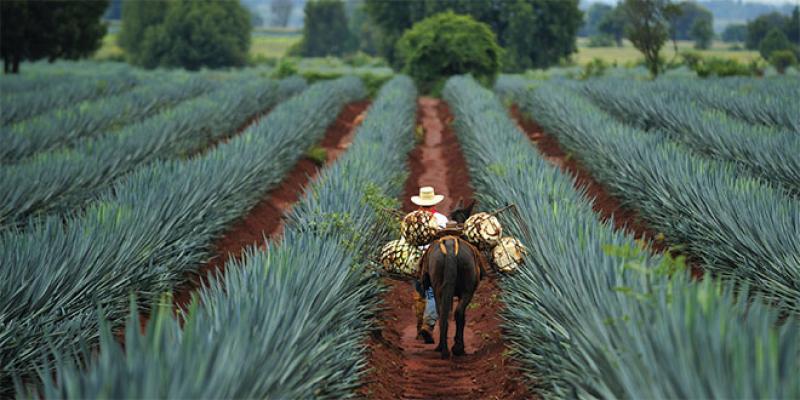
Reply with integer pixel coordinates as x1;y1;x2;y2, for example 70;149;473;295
421;201;485;359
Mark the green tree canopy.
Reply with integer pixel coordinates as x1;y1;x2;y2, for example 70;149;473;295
118;0;169;63
690;13;714;49
580;3;614;37
624;0;669;77
598;5;627;47
365;0;581;72
746;12;791;50
759;27;795;60
296;0;351;57
396;12;500;94
121;0;251;70
671;1;713;40
721;24;748;43
1;0;109;74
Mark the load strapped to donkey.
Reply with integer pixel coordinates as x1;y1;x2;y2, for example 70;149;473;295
378;204;528;281
376;203;528;359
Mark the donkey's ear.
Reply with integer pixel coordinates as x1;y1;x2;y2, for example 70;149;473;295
466;200;476;214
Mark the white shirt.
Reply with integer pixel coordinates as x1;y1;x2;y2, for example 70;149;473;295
420;211;448;251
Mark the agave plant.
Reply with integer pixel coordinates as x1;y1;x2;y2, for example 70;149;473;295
660;77;800;132
1;73;215;164
514;81;800;314
581;78;800;197
444;75;800;399
0;76;365;397
0;73;139;125
23;76;418;399
0;76;305;231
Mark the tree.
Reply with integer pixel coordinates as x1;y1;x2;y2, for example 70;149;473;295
1;0;109;74
664;2;683;56
759;28;794;60
788;6;800;44
769;50;797;74
296;0;351;57
746;12;789;49
118;0;169;64
132;0;251;70
671;1;713;40
690;14;714;50
396;12;500;94
580;3;614;37
598;5;627;47
271;0;293;27
721;24;748;43
623;0;669;77
364;0;582;72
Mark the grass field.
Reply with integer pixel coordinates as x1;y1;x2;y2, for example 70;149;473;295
573;38;760;65
94;33;760;67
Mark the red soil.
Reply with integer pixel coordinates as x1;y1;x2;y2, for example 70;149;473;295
362;98;530;400
170;100;370;312
510;106;703;279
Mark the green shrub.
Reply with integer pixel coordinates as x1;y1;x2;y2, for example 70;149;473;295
396;12;501;94
769;50;798;74
587;35;616;47
580;58;608;79
271;58;298;79
305;145;328;166
132;0;251;70
758;27;796;60
681;51;761;77
296;0;351;57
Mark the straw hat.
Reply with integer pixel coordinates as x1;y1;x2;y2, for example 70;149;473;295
411;186;444;207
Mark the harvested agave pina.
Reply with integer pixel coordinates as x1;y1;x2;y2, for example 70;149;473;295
401;210;439;246
379;238;422;276
463;212;503;249
492;237;526;273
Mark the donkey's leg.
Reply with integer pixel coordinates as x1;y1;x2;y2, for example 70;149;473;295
452;290;473;356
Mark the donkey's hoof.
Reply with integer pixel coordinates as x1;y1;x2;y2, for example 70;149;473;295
440;351;450;360
452;344;466;356
434;343;445;353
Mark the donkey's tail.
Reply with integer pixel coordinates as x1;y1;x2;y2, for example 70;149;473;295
439;238;458;317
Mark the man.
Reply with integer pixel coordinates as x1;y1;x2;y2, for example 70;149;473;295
410;186;448;343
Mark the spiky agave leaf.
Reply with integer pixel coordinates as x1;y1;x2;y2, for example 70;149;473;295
0;76;305;231
0;77;365;396
444;75;800;399
25;76;418;399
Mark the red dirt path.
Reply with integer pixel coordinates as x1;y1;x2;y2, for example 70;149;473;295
171;100;370;312
361;98;530;400
510;106;703;279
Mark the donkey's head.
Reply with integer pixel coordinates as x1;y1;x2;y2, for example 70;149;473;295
449;199;475;224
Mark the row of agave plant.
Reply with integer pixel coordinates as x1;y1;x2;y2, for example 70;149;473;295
0;77;364;397
19;75;418;399
0;76;305;231
507;80;800;315
580;78;800;197
443;75;800;398
2;72;214;164
640;77;800;132
0;70;139;126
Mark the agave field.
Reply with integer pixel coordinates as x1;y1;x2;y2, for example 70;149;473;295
1;60;799;399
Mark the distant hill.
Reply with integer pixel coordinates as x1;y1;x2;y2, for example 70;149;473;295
701;0;796;30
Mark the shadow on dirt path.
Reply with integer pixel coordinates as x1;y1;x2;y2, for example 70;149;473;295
362;97;530;400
